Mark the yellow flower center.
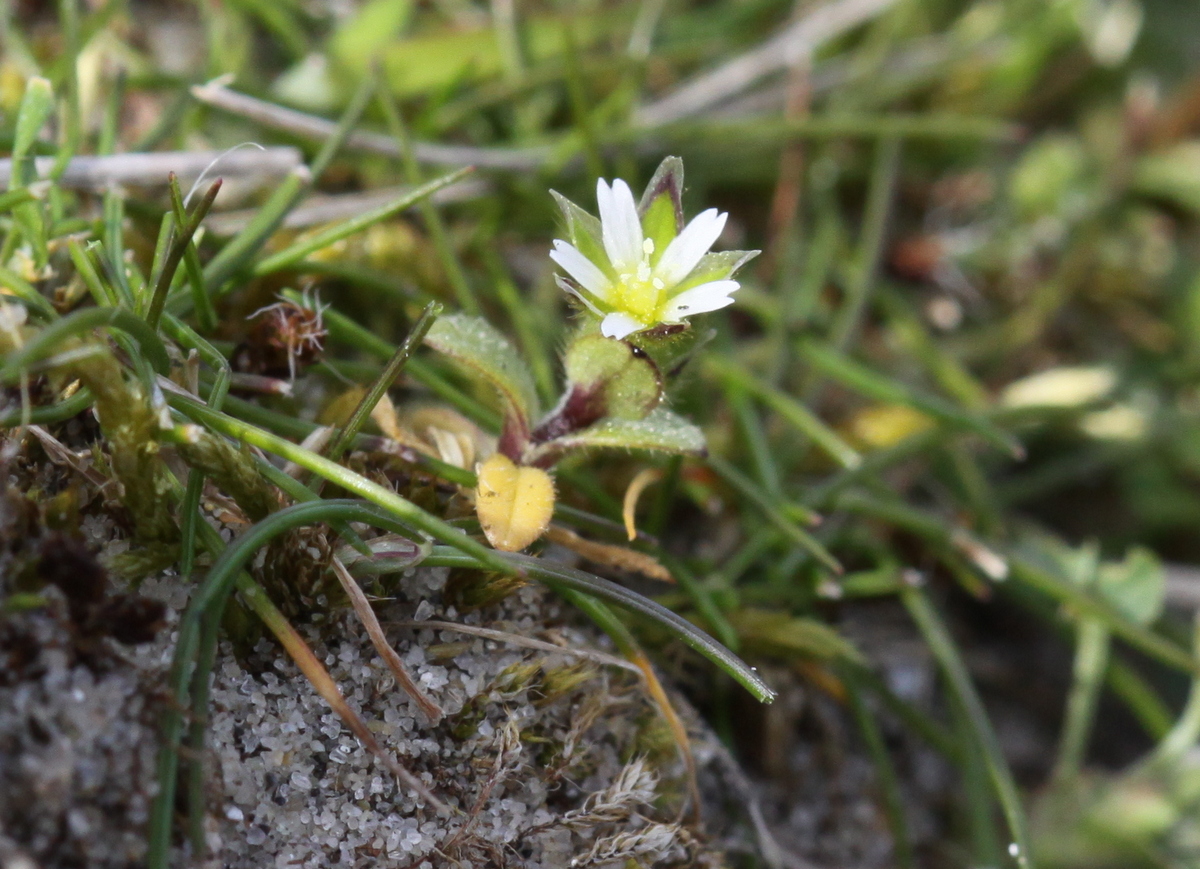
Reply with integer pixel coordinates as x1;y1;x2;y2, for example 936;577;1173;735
611;239;665;325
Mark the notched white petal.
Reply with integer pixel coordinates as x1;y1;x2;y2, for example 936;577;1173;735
664;280;739;319
595;179;620;268
550;240;612;298
596;178;642;274
654;209;728;288
610;179;644;268
600;311;647;339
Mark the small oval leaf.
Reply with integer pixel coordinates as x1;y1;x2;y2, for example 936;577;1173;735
475;453;555;552
425;314;540;425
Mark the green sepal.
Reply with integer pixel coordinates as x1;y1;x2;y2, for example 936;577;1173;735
424;313;539;427
626;323;715;381
563;334;662;421
638;157;684;266
550;189;612;280
673;249;759;295
641;196;677;265
528;407;705;464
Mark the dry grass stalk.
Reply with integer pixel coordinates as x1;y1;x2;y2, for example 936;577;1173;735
330;555;443;722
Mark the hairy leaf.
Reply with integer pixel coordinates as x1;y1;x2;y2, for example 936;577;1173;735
425;313;540;427
529;407;705;464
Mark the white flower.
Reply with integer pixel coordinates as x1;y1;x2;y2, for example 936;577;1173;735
550;174;750;340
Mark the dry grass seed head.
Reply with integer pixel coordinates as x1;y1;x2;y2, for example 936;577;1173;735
558;756;659;829
237;291;329;381
569;822;685;868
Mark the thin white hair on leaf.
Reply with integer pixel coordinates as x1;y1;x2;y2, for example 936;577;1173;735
184;141;265;206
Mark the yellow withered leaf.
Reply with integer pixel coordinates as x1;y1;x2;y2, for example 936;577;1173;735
474;453;555;552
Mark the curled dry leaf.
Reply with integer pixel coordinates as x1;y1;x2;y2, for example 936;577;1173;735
474;453;555;552
544;525;672;584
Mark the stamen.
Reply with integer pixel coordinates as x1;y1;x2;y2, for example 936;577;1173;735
642;238;655;256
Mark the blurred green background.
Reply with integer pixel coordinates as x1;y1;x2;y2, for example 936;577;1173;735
6;0;1200;866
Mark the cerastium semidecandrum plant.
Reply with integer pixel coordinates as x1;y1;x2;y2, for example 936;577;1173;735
427;157;757;553
0;78;772;869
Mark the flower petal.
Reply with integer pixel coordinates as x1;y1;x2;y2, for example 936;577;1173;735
663;280;739;320
550;240;612;300
597;178;643;274
653;208;727;289
600;311;647;339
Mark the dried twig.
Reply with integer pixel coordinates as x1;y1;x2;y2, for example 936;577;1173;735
0;148;302;191
191;80;551;170
203;180;488;236
544;524;673;583
704;35;973;121
1166;563;1200;610
234;576;449;813
395;619;644;676
437;717;522;857
330;556;444;722
26;424;110;490
635;0;899;126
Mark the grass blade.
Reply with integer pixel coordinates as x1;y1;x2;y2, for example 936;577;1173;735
250;169;473;276
902;586;1034;869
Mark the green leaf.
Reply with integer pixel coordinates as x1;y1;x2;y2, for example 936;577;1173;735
252;168;472;276
1132;142;1200;215
1096;547;1164;627
563;334;661;421
329;0;414;76
550;190;611;279
11;76;54;187
798;338;1023;458
376;15;604;98
424;313;539;426
1027;534;1163;627
727;608;865;664
529;407;705;463
625;322;716;382
641;196;677;260
10;77;54;267
1009;134;1088;218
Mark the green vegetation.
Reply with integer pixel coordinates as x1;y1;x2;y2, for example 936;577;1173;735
4;0;1200;865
